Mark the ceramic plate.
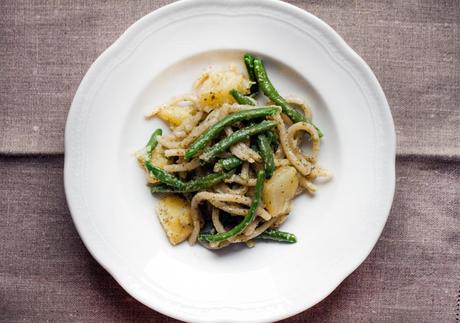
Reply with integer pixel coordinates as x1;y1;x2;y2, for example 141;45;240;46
65;0;395;321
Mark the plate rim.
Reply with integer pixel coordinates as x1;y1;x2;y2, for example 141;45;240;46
64;0;396;321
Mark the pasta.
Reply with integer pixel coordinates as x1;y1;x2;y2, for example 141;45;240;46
136;53;331;249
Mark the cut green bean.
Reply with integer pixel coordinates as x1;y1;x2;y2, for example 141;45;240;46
150;170;234;193
253;58;323;138
265;129;279;149
244;53;259;96
199;228;298;244
144;160;185;189
257;134;275;178
216;156;242;171
184;107;280;160
258;229;297;243
186;171;234;192
230;89;256;106
253;58;302;122
200;120;278;164
200;170;265;242
198;233;212;243
146;128;162;157
149;184;178;193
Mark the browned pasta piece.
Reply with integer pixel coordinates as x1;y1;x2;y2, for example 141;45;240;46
163;159;200;172
273;114;312;176
287;121;320;164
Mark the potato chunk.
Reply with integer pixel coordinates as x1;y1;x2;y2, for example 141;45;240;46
157;105;194;127
156;196;193;245
263;166;299;217
195;64;251;109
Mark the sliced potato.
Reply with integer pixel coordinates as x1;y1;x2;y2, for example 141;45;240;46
157;105;194;127
263;166;299;217
196;64;251;109
156;195;193;245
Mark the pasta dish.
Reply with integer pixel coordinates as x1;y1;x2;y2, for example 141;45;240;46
136;54;330;249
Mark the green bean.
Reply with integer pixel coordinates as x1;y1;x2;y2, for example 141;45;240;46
253;58;323;138
200;120;278;164
146;128;162;157
216;156;242;171
186;171;234;191
258;229;297;243
144;160;186;189
149;184;178;193
150;171;234;193
230;89;256;106
198;233;211;243
257;134;275;178
199;228;298;244
184;107;280;160
200;170;265;242
244;53;259;96
265;129;279;149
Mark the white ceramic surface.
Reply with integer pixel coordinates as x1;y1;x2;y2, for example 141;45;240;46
64;0;396;322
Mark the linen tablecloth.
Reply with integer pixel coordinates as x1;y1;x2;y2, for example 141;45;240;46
1;1;458;322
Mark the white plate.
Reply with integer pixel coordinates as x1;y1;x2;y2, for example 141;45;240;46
64;0;395;321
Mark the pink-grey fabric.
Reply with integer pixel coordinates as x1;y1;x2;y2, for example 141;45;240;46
0;1;458;322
